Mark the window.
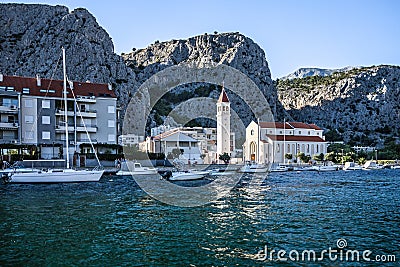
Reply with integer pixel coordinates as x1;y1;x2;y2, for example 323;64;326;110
42;100;50;109
307;144;310;153
277;144;280;153
108;134;116;142
280;131;282;134
25;115;34;124
308;131;311;135
316;144;319;153
287;144;290;153
42;116;50;125
42;131;50;140
108;120;115;128
80;104;86;112
108;105;115;114
250;129;254;135
25;99;33;108
22;88;30;94
25;131;34;140
299;131;302;135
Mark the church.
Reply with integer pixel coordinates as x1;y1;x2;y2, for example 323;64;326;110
244;121;328;164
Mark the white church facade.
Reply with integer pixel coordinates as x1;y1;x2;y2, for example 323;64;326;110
244;121;328;164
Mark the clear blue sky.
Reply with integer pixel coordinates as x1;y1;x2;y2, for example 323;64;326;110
4;0;400;78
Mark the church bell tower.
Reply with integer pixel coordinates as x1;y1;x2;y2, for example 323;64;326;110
216;83;231;161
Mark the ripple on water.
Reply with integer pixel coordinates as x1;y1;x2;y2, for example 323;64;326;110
0;170;399;266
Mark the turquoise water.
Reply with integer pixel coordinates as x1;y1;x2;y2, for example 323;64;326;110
1;170;399;266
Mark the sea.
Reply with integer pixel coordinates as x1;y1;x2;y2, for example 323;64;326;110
0;169;399;266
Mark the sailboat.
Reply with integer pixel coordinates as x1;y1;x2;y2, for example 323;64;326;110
6;48;104;183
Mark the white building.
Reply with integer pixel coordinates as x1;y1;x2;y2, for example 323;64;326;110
244;121;327;164
216;87;231;162
142;129;203;164
118;134;144;147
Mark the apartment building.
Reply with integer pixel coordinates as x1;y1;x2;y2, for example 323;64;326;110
0;74;117;159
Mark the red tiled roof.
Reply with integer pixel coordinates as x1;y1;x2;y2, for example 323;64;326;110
0;75;116;98
308;123;322;130
287;122;314;129
259;121;323;130
259;122;293;129
217;89;229;103
266;134;326;142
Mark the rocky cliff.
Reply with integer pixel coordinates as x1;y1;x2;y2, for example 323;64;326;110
277;65;400;147
0;3;138;109
281;66;357;80
122;32;284;138
0;4;282;141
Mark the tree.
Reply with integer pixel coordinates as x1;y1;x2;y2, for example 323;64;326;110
358;157;367;165
219;153;231;164
171;148;183;159
313;153;324;162
324;151;337;163
285;153;293;163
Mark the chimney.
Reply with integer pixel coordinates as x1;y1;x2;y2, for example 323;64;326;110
36;74;41;87
0;73;3;82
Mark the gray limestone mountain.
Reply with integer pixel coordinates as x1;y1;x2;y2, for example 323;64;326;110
276;65;400;147
0;3;283;142
0;3;138;111
280;66;357;80
1;3;398;147
122;32;284;139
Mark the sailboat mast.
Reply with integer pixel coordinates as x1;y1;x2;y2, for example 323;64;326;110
62;47;70;169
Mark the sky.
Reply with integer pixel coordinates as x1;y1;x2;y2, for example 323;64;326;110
3;0;400;78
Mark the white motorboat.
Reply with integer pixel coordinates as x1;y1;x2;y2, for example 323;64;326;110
343;162;363;171
239;162;269;173
312;165;339;172
311;161;339;172
6;48;104;183
392;165;400;169
363;160;383;170
168;170;210;181
116;161;157;176
270;165;290;172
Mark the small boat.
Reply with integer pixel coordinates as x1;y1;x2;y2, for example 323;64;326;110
392;165;400;169
312;165;338;172
312;161;339;172
270;165;290;172
168;170;210;181
363;160;383;170
239;162;269;173
116;161;157;176
343;162;363;171
293;166;314;172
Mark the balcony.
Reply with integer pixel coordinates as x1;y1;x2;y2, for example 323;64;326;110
76;96;96;103
0;105;18;114
0;136;19;144
55;109;97;118
55;138;98;144
55;124;97;133
0;121;19;130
